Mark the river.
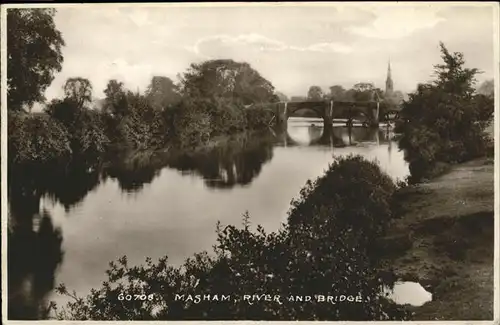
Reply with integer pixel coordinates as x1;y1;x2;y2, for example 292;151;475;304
8;117;410;319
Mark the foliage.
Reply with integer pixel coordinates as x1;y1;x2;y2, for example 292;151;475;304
117;91;168;150
8;111;71;165
51;156;410;321
274;91;289;102
63;77;93;108
45;98;83;129
307;86;324;101
396;42;494;183
11;56;279;165
288;155;397;247
71;110;110;160
244;105;274;130
7;8;65;111
325;84;385;103
174;106;213;148
328;85;346;100
385;90;405;106
103;79;128;116
179;59;278;105
145;76;181;110
45;96;109;160
351;83;384;102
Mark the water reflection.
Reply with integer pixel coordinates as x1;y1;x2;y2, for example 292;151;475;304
9;161;102;212
282;122;393;148
384;282;433;307
8;209;64;319
103;151;160;193
7;120;407;319
166;133;274;189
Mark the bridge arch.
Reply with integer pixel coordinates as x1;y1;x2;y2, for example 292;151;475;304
287;105;325;119
269;99;396;129
273;101;333;130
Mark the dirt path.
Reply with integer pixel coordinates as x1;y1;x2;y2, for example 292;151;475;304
381;157;495;320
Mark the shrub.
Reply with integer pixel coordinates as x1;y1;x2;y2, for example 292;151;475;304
8;111;71;165
244;104;274;129
45;98;110;160
53;218;409;321
174;109;213;148
45;98;82;129
288;155;397;245
210;103;246;136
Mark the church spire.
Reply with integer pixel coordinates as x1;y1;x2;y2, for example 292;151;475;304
385;59;394;96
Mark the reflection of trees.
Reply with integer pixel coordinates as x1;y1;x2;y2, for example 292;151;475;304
8;209;64;320
9;160;102;212
166;133;274;189
102;151;161;193
7;160;100;319
346;127;387;144
46;162;101;210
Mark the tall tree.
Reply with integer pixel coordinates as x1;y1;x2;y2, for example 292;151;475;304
307;86;324;101
7;8;65;111
103;79;127;115
179;59;277;105
433;42;479;97
145;76;181;110
396;42;493;182
63;77;93;108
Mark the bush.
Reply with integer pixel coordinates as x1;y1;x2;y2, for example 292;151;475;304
288;155;397;245
45;98;110;160
8;111;71;165
101;92;169;150
175;109;213;148
71;110;109;159
244;105;274;129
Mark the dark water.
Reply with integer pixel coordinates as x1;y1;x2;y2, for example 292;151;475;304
7;118;410;319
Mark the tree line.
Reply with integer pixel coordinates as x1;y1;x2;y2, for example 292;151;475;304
277;84;404;105
7;9;280;168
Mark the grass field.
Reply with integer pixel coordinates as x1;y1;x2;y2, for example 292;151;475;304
381;157;495;320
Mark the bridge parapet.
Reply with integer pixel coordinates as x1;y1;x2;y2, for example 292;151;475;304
267;99;400;128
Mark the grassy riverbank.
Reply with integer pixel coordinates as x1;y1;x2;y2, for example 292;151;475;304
380;157;494;320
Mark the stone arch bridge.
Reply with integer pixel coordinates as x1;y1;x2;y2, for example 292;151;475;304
266;100;400;129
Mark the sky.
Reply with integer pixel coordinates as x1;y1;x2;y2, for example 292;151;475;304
40;2;497;102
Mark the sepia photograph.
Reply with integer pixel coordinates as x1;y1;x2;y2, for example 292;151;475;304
1;2;498;322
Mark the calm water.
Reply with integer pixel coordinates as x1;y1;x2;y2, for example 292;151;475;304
8;118;409;318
